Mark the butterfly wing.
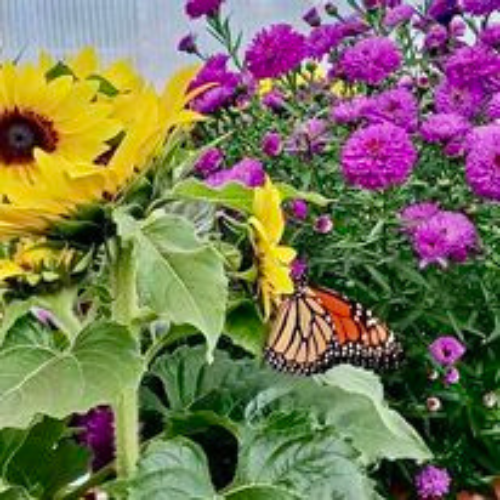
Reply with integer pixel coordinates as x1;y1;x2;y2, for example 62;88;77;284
265;286;403;375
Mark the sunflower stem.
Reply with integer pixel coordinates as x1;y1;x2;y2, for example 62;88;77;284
111;241;140;479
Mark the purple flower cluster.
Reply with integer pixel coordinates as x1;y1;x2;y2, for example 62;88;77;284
245;24;308;79
341;123;417;190
420;113;470;143
415;465;452;499
185;0;223;19
341;36;402;85
189;54;241;114
461;0;500;15
206;158;265;188
403;206;477;267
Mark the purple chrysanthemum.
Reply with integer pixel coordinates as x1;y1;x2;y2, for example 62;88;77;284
434;78;485;119
400;202;441;234
430;336;466;365
307;24;343;59
412;211;477;266
206;158;265;188
466;126;500;201
444;45;500;92
486;93;500;121
341;123;417;190
480;23;500;48
415;465;452;499
420;113;470;143
286;118;329;157
461;0;500;15
194;148;224;177
189;54;241;114
331;96;370;124
341;36;402;86
261;132;282;157
185;0;223;19
73;406;115;471
290;199;308;220
245;24;307;80
428;0;460;25
424;25;449;51
384;5;415;27
361;88;419;132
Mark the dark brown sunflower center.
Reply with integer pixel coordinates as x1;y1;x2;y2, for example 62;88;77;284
0;109;58;165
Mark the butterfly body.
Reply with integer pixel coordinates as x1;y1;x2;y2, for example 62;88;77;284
265;285;403;375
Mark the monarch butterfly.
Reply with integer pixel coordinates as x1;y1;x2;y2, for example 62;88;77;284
265;285;403;375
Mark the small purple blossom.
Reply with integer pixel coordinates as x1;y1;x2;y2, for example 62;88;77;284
185;0;223;19
384;5;414;27
486;93;500;121
412;211;477;266
286;118;329;157
331;96;370;124
303;7;321;27
424;25;449;51
341;36;402;86
420;113;470;143
189;54;241;114
290;258;308;280
428;0;459;25
480;23;500;48
262;89;286;111
307;24;343;59
290;199;308;220
177;33;198;54
206;158;265;188
400;202;441;234
194;148;224;177
444;366;460;385
430;335;466;366
361;88;419;132
315;214;334;234
261;132;282;157
461;0;500;15
341;123;417;190
73;406;115;471
426;396;443;412
415;465;451;499
245;24;308;80
466;125;500;201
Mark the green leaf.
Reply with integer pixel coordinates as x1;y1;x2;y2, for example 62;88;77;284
129;437;218;500
316;365;432;463
233;413;378;500
276;183;331;207
224;301;266;356
0;486;33;500
224;485;299;500
173;179;254;213
115;210;228;358
0;301;36;347
0;321;143;429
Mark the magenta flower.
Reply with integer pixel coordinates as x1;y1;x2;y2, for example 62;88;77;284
384;5;414;27
361;88;419;132
428;0;459;25
341;123;417;190
286;118;329;157
412;211;477;266
331;96;370;125
444;366;460;385
424;25;449;51
261;132;282;157
341;36;402;86
185;0;223;19
462;0;500;15
262;89;286;111
245;24;307;80
290;258;308;280
430;335;466;364
194;148;224;177
177;33;198;54
290;199;308;220
400;202;441;234
206;158;265;188
307;24;343;59
415;466;451;499
465;125;500;201
420;113;470;143
189;54;241;114
73;406;115;471
303;7;321;27
434;79;485;119
486;93;500;121
315;215;334;234
480;23;500;48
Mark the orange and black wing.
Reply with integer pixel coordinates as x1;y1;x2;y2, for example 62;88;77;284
265;286;403;375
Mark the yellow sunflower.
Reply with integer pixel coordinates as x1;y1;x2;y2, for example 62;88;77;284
249;177;296;319
0;54;203;240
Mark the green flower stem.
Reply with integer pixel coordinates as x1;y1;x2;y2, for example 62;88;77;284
111;241;140;479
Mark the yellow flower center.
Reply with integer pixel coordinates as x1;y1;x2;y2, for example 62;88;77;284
0;109;58;165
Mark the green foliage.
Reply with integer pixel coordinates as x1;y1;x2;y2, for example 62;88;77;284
114;209;228;358
0;321;143;429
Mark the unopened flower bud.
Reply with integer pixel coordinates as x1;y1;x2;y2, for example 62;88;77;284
426;396;442;412
483;392;498;409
